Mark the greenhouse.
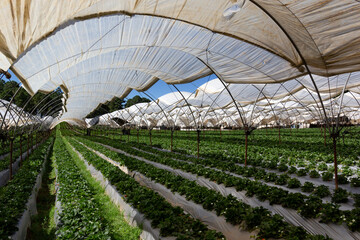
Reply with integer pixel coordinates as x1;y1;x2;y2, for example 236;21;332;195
0;0;360;239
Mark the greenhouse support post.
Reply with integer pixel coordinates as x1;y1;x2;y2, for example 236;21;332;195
27;135;29;160
245;130;249;167
321;125;326;146
9;137;14;180
149;129;152;146
197;129;201;159
332;134;338;189
19;135;23;167
137;128;139;143
171;129;174;152
278;126;281;144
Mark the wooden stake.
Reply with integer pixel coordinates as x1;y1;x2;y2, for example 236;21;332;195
278;126;281;144
149;129;152;146
197;129;200;159
245;131;248;167
333;135;338;189
19;135;23;167
9;138;14;180
171;129;174;152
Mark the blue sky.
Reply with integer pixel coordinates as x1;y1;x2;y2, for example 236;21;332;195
127;74;217;100
7;69;218;100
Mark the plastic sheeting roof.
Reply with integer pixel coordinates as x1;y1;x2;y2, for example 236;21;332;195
0;1;360;125
89;77;360;129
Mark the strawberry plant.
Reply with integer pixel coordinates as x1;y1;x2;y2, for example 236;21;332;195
301;182;315;193
287;178;301;188
0;138;53;239
288;166;297;174
331;188;348;203
351;177;360;187
309;170;320;178
313;185;331;198
337;174;349;184
297;168;308;177
321;172;333;181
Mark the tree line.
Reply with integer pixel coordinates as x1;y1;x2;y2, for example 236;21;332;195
0;80;150;118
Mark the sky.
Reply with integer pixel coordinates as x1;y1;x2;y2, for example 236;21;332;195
6;69;218;101
127;74;217;100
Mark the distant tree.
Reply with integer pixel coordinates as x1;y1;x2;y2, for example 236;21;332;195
125;95;150;108
86;97;125;118
0;80;63;117
108;97;125;112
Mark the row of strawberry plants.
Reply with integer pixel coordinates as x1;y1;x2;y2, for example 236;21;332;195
70;132;360;192
0;136;22;157
85;135;352;204
125;139;358;205
81;136;360;232
0;137;53;239
74;137;332;240
0;136;41;172
124;129;360;178
53;136;111;239
66;137;225;239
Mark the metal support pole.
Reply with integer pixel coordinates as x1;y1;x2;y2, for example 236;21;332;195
137;128;139;143
332;135;338;189
245;131;249;167
321;124;327;146
171;129;174;152
149;129;152;146
9;138;14;180
278;126;281;144
197;129;201;159
27;135;30;160
19;135;23;167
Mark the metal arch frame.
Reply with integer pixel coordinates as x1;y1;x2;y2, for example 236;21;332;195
127;101;151;130
247;84;269;127
248;84;284;129
188;80;239;128
11;91;57;136
0;99;22;131
249;83;301;128
34;103;64;132
334;73;352;134
118;97;150;130
26;99;63;133
279;81;320;124
196;56;247;128
168;84;208;129
12;93;36;136
140;91;174;129
22;96;64;134
249;0;330;133
171;84;200;130
0;85;22;130
28;90;61;117
36;97;63;118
